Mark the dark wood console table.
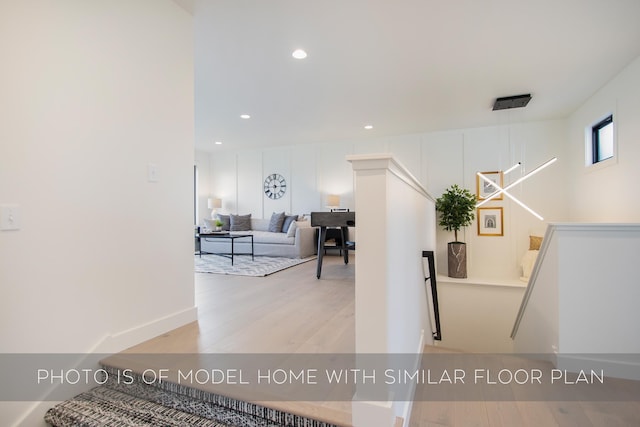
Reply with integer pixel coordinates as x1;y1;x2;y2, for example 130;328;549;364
310;211;355;279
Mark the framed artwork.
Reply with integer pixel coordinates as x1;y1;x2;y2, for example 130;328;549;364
477;207;504;236
476;171;504;200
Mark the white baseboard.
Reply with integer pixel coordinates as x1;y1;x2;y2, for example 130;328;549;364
556;353;640;381
9;307;198;427
96;306;198;354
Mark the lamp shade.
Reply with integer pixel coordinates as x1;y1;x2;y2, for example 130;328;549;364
207;198;222;209
327;194;340;208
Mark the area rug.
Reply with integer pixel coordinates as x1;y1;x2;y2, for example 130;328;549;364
195;255;316;277
45;364;341;427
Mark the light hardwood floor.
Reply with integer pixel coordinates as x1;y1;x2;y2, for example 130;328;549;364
411;347;640;427
115;255;640;427
114;255;356;426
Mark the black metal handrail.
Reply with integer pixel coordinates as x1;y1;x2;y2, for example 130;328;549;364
423;250;442;341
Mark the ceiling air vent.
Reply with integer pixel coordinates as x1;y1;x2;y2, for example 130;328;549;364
492;94;531;111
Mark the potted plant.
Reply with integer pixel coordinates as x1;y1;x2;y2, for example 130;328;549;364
214;219;223;231
435;184;476;278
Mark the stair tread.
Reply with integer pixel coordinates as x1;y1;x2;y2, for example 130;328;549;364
423;344;466;353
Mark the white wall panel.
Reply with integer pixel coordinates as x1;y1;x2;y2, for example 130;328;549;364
387;134;422;180
422;131;464;274
237;151;262;216
210;151;237;215
318;142;354;210
463;126;510;186
290;145;320;215
421;131;464;196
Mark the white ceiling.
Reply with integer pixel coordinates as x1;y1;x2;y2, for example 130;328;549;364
193;0;640;152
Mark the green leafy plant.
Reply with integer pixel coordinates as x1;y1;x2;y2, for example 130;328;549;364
214;219;223;227
435;184;476;242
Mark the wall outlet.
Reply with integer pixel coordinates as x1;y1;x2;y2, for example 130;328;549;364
0;204;20;231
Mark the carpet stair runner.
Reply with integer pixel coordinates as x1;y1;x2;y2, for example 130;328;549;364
45;364;341;427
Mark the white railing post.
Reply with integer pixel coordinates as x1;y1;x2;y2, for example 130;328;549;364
347;154;436;427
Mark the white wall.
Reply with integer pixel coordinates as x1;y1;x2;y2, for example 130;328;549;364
437;281;526;353
566;55;640;222
195;150;212;224
510;55;640;380
198;118;569;280
512;227;560;357
210;151;238;214
513;224;640;380
0;1;195;423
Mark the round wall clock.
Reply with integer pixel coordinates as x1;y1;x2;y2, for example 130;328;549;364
263;173;287;199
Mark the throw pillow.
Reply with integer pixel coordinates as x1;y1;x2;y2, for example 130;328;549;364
217;214;230;231
286;220;298;238
281;214;298;233
529;235;543;250
230;214;252;231
268;212;286;232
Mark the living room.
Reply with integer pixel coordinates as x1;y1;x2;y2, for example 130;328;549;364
3;1;640;426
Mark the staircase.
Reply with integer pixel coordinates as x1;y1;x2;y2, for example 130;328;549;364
45;364;342;427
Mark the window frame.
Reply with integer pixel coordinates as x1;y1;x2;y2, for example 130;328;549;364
584;110;617;171
591;114;614;164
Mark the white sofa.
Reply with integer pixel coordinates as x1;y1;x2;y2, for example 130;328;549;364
200;218;316;259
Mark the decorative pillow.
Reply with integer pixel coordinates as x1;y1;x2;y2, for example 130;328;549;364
216;214;230;231
529;235;543;250
230;214;252;231
268;212;286;232
281;214;298;233
521;250;539;281
286;220;298;238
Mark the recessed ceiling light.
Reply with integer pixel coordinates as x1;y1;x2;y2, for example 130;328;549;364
214;141;222;145
240;114;251;119
292;49;307;59
364;125;373;130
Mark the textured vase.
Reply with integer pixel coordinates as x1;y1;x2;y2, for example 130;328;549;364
448;242;467;278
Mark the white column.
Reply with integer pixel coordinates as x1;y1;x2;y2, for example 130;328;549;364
347;154;436;427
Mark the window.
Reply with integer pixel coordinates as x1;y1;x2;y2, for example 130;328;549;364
591;115;614;164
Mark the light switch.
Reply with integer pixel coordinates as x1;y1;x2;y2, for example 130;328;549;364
148;163;159;183
0;204;20;231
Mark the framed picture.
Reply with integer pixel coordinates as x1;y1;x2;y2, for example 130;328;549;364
477;207;504;236
476;171;504;200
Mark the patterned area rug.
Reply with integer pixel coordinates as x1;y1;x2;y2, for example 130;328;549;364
44;386;234;427
194;255;316;277
45;364;341;427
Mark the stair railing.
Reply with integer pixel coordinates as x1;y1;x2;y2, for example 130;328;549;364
423;250;442;340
